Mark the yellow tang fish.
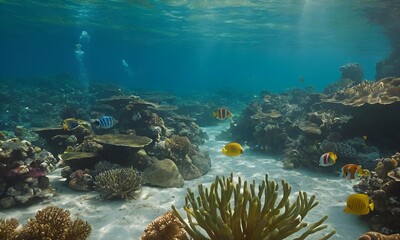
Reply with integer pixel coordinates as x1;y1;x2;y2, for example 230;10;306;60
222;142;243;157
344;193;374;215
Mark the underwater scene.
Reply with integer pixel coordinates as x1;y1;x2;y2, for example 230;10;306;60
1;0;400;239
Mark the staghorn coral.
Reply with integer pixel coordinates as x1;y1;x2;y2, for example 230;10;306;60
94;167;142;200
141;211;188;240
172;173;336;240
18;205;91;240
0;218;19;240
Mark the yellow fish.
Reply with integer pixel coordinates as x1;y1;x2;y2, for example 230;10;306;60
319;152;337;166
344;193;374;215
222;142;243;157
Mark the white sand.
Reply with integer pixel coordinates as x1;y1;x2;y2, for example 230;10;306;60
1;124;369;240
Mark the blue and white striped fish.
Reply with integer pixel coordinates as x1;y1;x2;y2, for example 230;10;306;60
92;116;117;129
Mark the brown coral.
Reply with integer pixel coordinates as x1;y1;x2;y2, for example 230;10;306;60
0;218;19;240
94;167;142;200
358;231;400;240
323;77;400;107
141;211;188;240
18;205;91;240
166;135;194;159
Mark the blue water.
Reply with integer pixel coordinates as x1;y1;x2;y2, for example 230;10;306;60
0;0;391;93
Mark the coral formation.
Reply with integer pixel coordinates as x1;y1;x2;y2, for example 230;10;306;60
358;231;400;240
0;205;91;240
172;173;336;240
353;153;400;234
323;77;400;107
94;167;142;200
141;211;188;240
0;218;19;240
93;134;153;148
0;138;56;209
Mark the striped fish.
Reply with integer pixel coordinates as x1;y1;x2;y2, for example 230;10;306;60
213;108;233;120
93;116;116;129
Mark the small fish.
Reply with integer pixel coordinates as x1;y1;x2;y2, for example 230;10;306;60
362;169;371;178
341;164;363;179
222;142;243;157
299;76;305;84
62;118;80;131
319;152;337;166
344;193;374;215
363;135;368;140
214;108;233;120
92;116;116;129
132;112;142;121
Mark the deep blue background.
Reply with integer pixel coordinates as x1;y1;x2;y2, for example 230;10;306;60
0;1;392;93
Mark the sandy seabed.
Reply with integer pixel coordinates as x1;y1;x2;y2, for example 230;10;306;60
0;124;369;240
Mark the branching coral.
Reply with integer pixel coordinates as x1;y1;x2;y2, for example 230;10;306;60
94;167;142;200
141;211;188;240
172;173;336;240
0;218;19;240
18;205;91;240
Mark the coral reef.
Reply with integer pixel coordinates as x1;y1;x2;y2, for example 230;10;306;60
141;211;188;240
0;205;91;240
68;169;94;191
0;138;56;209
353;153;400;234
340;63;365;82
172;173;336;240
323;77;400;106
94;167;142;200
358;231;400;240
0;218;19;240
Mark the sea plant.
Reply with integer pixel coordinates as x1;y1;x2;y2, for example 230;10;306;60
94;167;142;200
172;173;336;240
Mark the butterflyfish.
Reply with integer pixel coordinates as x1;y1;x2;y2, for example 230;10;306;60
62;118;81;131
341;164;363;179
222;142;243;157
319;152;337;166
214;108;233;121
344;193;374;215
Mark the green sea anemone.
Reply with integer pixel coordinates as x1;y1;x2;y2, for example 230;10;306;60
172;173;336;240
